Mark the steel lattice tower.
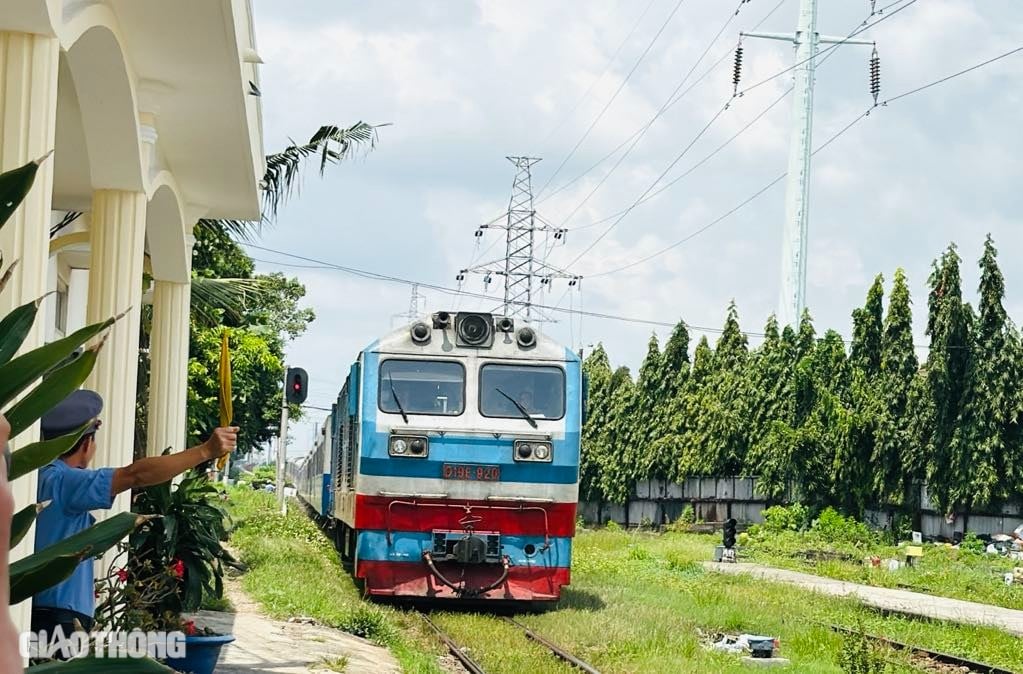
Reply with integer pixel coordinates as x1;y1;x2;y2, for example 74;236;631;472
459;156;580;322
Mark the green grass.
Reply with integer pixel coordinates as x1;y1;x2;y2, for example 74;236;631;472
226;488;444;673
224;491;1023;673
735;527;1023;611
429;528;1022;673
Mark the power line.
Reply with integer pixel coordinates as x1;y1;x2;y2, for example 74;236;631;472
586;41;1023;278
537;0;660;149
245;242;955;351
560;0;918;272
535;0;690;198
536;0;787;210
552;0;753;230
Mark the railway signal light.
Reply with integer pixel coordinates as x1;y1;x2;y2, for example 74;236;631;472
286;367;308;404
723;518;737;549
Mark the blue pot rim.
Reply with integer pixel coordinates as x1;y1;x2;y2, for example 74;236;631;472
182;634;235;646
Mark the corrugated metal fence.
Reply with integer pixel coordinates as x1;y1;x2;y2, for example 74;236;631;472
580;478;1023;539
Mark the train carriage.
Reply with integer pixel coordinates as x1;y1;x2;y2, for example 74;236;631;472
295;311;582;604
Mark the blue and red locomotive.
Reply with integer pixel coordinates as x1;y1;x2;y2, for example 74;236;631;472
291;311;582;603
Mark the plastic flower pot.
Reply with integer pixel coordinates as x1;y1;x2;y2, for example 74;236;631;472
164;634;235;674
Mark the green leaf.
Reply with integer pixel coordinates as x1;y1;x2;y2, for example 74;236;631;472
9;422;91;481
9;554;80;607
0;315;116;411
5;345;100;437
10;501;48;548
0;297;41;365
27;657;174;672
10;512;153;604
0;154;47;231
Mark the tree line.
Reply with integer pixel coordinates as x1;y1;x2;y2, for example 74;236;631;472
580;236;1022;519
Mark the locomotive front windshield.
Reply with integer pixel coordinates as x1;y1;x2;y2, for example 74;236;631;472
379;359;465;416
480;364;565;420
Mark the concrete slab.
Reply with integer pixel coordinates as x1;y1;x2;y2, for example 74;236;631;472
704;562;1023;637
190;581;400;673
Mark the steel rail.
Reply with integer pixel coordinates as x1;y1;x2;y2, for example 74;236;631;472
504;617;601;674
828;624;1013;674
419;612;486;674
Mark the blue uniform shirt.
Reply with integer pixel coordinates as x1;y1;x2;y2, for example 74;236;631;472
33;460;115;616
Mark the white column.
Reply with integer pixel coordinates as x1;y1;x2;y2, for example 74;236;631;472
0;29;60;633
146;277;192;456
85;190;147;517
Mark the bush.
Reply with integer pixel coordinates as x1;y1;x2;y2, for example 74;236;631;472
811;507;875;547
959;531;985;554
605;520;622;532
761;503;811;533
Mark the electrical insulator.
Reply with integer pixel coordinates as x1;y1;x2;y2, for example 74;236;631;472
869;0;877;15
869;47;881;104
474;228;484;237
732;42;744;94
456;272;465;282
484;274;492;284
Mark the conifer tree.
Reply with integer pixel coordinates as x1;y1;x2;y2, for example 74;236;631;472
701;302;751;475
851;275;884;378
649;320;691;479
919;245;973;514
601;368;637;504
746;316;789;456
580;344;613;501
626;335;663;483
677;336;715;478
873;268;919;506
952;236;1017;507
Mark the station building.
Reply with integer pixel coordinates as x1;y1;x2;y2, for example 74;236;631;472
1;0;265;631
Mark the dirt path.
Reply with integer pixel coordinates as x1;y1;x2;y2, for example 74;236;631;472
191;579;400;673
705;561;1023;636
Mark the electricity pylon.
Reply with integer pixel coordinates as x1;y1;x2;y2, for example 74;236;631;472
459;157;580;322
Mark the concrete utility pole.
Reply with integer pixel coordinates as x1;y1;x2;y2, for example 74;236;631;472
459;157;580;323
742;0;873;327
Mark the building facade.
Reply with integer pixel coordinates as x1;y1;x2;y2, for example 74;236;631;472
1;0;265;631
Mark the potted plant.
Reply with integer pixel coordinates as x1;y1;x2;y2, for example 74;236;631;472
95;471;238;674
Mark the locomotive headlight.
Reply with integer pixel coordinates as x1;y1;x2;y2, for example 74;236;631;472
513;440;552;462
389;435;428;458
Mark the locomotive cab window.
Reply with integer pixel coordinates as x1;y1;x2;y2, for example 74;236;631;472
379;359;465;416
480;364;565;420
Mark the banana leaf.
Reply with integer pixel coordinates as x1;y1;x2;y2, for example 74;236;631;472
10;501;49;548
0;154;48;230
10;512;153;604
0;315;116;410
0;296;41;365
5;346;99;437
9;422;92;481
28;657;173;672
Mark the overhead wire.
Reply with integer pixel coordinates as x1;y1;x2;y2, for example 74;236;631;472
552;0;755;230
560;0;918;271
247;241;951;351
537;0;661;149
535;0;690;198
536;0;787;210
586;41;1023;278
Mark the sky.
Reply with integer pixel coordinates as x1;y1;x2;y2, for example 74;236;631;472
247;0;1023;456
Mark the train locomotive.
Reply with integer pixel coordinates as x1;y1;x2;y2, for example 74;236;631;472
291;311;582;604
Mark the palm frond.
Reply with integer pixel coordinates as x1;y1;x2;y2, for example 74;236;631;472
195;121;383;240
190;277;269;327
261;121;382;218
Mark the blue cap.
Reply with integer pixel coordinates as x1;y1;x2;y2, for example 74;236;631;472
40;389;103;440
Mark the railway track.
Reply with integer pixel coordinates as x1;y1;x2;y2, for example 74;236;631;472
418;612;601;674
829;624;1014;674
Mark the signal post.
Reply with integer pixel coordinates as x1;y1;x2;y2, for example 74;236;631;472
277;367;308;513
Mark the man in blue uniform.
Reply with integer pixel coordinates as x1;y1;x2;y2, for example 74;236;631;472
30;390;237;638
